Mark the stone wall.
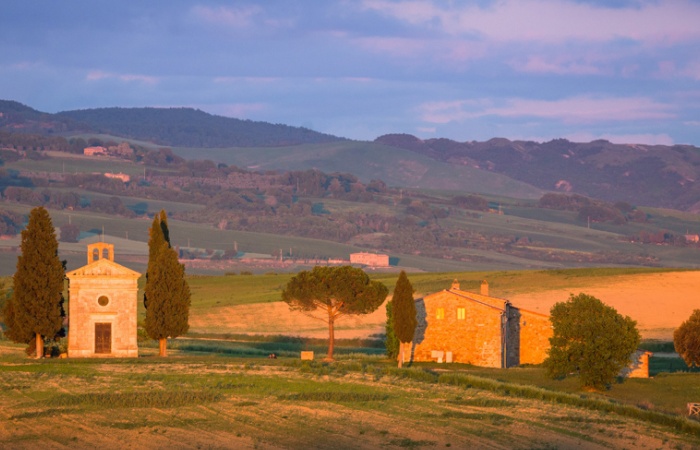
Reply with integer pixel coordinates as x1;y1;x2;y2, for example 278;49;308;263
67;244;141;358
68;276;139;357
411;284;553;368
412;291;504;367
516;309;552;365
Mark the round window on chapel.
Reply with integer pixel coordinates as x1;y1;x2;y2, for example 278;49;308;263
97;295;109;306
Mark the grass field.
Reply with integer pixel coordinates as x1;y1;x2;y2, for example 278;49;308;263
2;341;700;449
171;141;545;199
4;149;700;274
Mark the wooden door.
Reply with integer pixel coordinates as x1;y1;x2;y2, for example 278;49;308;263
95;323;111;354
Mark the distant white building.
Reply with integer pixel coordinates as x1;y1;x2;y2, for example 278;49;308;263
104;172;130;182
350;252;389;267
84;146;107;156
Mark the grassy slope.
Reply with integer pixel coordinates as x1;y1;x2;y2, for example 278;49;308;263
1;345;700;449
171;141;545;198
4;151;700;275
186;267;678;313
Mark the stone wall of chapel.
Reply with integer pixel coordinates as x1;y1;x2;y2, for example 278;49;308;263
68;274;139;358
411;292;503;367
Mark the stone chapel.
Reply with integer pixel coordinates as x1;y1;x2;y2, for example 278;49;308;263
66;242;141;357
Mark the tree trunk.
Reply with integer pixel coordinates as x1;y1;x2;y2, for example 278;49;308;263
36;333;43;359
398;342;403;368
325;318;335;361
159;338;167;357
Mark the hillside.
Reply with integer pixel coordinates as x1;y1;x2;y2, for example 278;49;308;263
0;100;344;147
170;141;545;199
4;99;700;211
3;345;700;449
376;134;700;211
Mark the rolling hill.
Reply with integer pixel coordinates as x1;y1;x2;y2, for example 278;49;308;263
376;134;700;211
3;100;700;210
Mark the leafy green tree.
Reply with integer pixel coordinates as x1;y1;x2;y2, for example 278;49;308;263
3;207;65;357
282;266;388;361
144;210;190;356
674;309;700;367
545;293;640;390
385;300;399;360
391;271;416;367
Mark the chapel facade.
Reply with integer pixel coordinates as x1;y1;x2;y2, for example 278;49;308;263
409;280;552;368
66;242;141;357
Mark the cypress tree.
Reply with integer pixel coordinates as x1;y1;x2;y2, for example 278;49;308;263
391;270;416;367
385;300;399;360
144;211;190;356
143;210;168;310
3;207;65;358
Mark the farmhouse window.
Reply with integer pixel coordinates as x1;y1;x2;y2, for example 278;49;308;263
436;308;445;319
457;308;465;320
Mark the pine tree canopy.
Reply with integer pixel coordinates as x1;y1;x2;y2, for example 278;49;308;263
282;266;388;360
4;207;64;344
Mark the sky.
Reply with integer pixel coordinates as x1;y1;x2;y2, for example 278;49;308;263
1;0;700;146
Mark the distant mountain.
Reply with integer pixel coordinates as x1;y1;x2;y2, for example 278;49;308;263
55;107;344;148
376;134;700;211
0;100;344;148
0;100;88;135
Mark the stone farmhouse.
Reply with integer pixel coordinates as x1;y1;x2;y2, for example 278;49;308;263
66;243;141;357
410;280;552;368
350;252;389;267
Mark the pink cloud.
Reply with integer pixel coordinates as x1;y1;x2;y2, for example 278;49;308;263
354;36;427;57
191;5;261;28
361;0;700;45
419;96;675;124
513;55;604;75
86;70;159;85
354;36;485;65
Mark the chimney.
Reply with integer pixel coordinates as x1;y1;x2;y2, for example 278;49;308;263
480;280;489;296
451;279;460;290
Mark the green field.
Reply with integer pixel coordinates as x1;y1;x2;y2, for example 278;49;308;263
2;341;700;449
186;267;681;311
171;141;546;199
3;150;700;276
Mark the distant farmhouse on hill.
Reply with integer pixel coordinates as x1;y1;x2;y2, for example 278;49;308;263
350;252;389;267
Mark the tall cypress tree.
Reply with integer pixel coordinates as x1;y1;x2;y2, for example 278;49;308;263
143;212;167;311
392;271;416;368
144;210;190;356
3;207;65;358
384;300;399;360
